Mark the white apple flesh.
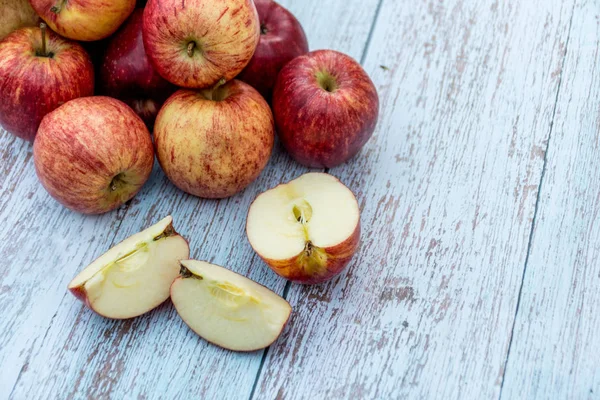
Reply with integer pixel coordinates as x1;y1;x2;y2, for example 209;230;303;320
246;172;361;284
171;260;291;351
69;216;190;319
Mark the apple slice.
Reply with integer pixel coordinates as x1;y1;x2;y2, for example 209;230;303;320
68;216;189;319
171;260;292;351
246;172;361;284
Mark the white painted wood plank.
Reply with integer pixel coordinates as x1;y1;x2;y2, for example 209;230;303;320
501;1;600;398
0;128;127;398
4;1;381;399
253;0;575;398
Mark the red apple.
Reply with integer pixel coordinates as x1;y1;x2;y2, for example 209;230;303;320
30;0;135;41
143;0;260;89
99;9;176;129
34;96;154;214
237;0;308;101
154;80;274;198
0;25;94;141
272;50;379;168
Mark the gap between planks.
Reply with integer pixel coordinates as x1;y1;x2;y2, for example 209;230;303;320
497;2;577;397
247;0;386;398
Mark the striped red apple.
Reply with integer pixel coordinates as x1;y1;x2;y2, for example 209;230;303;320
34;96;154;214
154;80;274;198
0;24;94;141
143;0;260;88
273;50;379;168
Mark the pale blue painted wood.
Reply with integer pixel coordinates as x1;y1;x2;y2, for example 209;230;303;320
0;0;597;398
1;1;382;399
0;134;127;399
253;0;578;398
501;0;600;398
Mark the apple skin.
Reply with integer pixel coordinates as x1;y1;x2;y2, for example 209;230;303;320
236;0;308;101
34;96;154;214
143;0;260;89
99;9;176;129
154;80;274;198
69;286;87;303
29;0;135;41
272;49;379;168
0;26;94;141
0;0;40;41
253;220;360;285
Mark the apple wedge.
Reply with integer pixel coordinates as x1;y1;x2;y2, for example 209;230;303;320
68;216;189;319
171;260;292;351
246;172;361;284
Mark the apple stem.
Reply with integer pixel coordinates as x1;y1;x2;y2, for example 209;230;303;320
203;78;227;101
187;42;195;57
40;23;47;57
212;78;226;91
50;0;64;14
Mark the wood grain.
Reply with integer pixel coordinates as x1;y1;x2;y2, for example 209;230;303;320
501;1;600;398
253;0;576;398
0;129;127;397
2;1;382;399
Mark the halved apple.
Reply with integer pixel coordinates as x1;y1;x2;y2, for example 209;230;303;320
246;172;361;284
68;216;189;319
171;260;292;352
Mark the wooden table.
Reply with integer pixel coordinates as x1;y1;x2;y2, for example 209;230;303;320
1;0;599;398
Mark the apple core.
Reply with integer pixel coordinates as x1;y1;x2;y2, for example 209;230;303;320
246;172;361;284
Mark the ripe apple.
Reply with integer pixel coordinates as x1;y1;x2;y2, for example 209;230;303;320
69;216;190;319
99;9;176;129
0;0;40;41
30;0;135;41
237;0;308;101
272;49;379;168
246;172;361;284
171;260;292;351
0;25;94;141
34;96;154;214
154;80;274;198
143;0;260;88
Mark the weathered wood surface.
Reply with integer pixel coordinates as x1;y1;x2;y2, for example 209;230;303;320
0;134;128;397
501;1;600;398
0;1;381;399
0;0;598;398
253;0;577;398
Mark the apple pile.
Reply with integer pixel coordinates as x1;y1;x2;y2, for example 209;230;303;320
0;0;378;350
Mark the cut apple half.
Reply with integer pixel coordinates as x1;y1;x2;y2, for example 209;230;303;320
171;260;292;352
68;216;189;319
246;172;361;284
